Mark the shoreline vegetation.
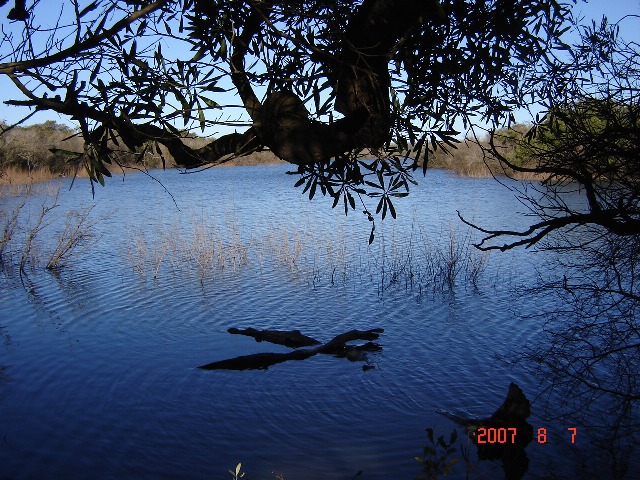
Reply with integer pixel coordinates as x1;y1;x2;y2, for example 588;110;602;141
0;120;541;187
0;120;288;187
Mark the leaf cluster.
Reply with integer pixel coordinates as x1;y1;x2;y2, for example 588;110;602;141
289;151;416;243
0;0;576;228
415;428;460;480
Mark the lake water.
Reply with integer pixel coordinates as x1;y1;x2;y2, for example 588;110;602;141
0;165;631;479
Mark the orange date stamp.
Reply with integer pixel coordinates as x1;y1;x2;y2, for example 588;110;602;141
475;427;578;444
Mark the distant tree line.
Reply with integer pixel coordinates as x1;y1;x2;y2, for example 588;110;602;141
1;103;631;180
0;120;243;176
426;123;535;177
1;119;539;179
0;120;81;174
0;120;182;175
0;120;288;180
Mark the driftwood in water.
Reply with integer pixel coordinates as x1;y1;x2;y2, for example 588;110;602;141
199;328;383;371
437;383;533;480
317;328;384;353
227;327;321;348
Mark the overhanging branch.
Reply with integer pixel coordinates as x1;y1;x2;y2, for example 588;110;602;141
0;0;170;74
458;209;640;252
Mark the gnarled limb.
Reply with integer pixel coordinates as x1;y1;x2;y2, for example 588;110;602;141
1;0;571;219
150;0;432;168
1;0;430;170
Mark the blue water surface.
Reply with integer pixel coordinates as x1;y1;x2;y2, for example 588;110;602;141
0;165;619;479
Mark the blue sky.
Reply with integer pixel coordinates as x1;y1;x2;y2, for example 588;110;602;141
572;0;640;54
0;0;638;137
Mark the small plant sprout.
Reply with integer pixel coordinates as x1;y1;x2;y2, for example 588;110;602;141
229;463;245;480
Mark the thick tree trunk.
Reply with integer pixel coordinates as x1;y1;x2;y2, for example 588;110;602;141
167;0;432;168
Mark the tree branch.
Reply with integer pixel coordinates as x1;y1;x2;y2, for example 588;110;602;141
0;0;169;74
458;209;640;252
228;1;268;123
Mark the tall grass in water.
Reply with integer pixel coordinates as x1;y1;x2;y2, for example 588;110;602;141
125;212;250;282
187;212;249;279
372;219;489;293
46;205;99;270
0;184;102;276
123;206;489;292
258;225;308;272
19;197;57;273
2;181;489;293
417;222;489;290
0;198;26;264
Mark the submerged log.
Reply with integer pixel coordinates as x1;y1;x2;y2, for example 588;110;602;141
437;383;534;480
199;327;383;371
317;328;384;354
227;327;321;348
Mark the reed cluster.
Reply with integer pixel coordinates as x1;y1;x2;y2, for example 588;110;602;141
124;214;250;282
0;185;102;276
2;180;490;291
123;207;489;293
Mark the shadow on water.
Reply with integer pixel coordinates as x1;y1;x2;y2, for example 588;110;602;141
496;242;640;480
2;247;638;479
2;256;638;479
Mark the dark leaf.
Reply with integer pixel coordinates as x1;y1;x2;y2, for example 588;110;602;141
426;428;434;445
309;179;317;200
201;97;219;109
332;192;340;208
197;102;205;132
347;191;356;210
388;199;396;219
49;148;81;158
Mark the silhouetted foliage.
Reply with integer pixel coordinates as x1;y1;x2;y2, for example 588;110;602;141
0;0;574;239
461;17;640;476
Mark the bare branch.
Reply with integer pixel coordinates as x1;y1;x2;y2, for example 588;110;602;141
0;0;169;74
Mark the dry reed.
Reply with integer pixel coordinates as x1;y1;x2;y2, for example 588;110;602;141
0;198;25;264
0;166;64;186
121;205;490;293
0;185;102;275
46;205;99;269
125;213;251;282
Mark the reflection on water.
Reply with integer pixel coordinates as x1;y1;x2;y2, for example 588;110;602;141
0;166;635;479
